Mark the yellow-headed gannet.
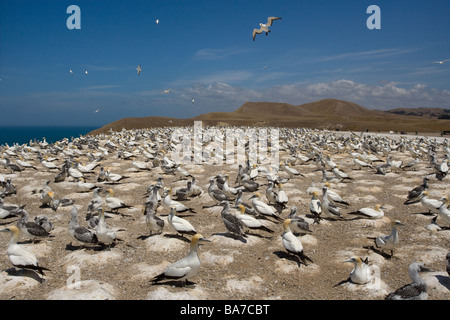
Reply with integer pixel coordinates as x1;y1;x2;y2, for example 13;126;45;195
419;191;444;214
385;262;434;300
0;226;51;276
321;186;343;220
234;204;274;234
281;218;313;266
309;191;322;224
276;183;288;209
433;196;450;228
343;256;371;284
250;192;283;221
331;165;353;182
252;17;282;41
151;233;210;286
349;204;386;220
104;188;133;214
168;207;197;237
323;182;350;207
163;187;195;213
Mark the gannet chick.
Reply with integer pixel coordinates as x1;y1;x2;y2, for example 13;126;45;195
385;262;434;300
404;177;429;205
219;201;247;238
205;178;230;207
174;181;193;201
68;206;99;247
309;191;322;224
34;216;54;233
16;209;52;242
288;206;312;235
281;218;313;266
151;233;210;286
349;204;386;219
168;207;197;238
0;226;51;276
234;204;274;234
343;256;372;284
144;202;164;236
374;220;405;257
250;192;283;221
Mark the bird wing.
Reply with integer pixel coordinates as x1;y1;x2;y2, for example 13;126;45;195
266;17;281;26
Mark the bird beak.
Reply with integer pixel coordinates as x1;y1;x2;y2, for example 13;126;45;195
420;266;434;273
199;237;211;243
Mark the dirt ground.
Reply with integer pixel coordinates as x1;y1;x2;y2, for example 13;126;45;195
0;128;449;300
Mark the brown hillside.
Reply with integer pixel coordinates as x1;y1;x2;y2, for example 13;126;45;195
300;98;376;118
234;101;316;117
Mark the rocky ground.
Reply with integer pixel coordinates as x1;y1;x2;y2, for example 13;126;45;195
0;129;449;300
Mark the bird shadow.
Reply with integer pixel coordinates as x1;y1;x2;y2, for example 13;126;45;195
211;232;247;243
163;233;191;243
65;243;104;251
151;280;197;288
435;275;450;290
272;251;302;267
363;245;394;260
333;277;351;288
5;268;45;283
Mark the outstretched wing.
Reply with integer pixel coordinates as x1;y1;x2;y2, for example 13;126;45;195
267;17;281;27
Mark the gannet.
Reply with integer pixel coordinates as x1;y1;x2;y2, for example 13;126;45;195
0;226;51;276
331;165;353;182
155;18;159;24
87;187;104;217
136;65;142;75
276;183;288;209
151;233;210;286
168;207;197;237
419;191;444;214
16;209;52;242
343;256;372;284
68;206;99;247
282;162;305;179
219;201;247;238
96;208;121;248
174;181;193;201
234;204;274;234
163;188;195;213
222;174;239;199
374;220;405;257
432;59;450;64
385;262;434;300
434;196;450;228
205;178;230;207
287;206;312;235
265;181;278;205
250;192;283;221
40;190;55;208
34;216;54;233
309;191;322;224
404;177;429;205
252;16;282;41
144;202;164;236
76;177;97;193
104;188;133;214
162;89;172;94
16;157;38;170
349;204;386;219
235;189;257;216
353;156;374;170
323;182;350;207
321;186;343;220
281;218;313;266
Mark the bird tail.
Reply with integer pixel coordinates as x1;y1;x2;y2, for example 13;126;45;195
260;226;274;233
151;272;166;283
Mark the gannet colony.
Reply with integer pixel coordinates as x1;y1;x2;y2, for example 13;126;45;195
0;125;449;300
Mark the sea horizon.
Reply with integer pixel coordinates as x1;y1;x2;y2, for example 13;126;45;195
0;125;99;146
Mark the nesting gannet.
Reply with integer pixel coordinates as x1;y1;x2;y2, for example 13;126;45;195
167;206;197;238
234;204;274;234
287;206;312;235
419;191;444;214
39;190;55;208
321;186;343;220
323;182;350;207
163;188;195;213
205;178;230;207
331;166;353;182
76;177;97;193
144;202;164;236
151;233;210;286
349;204;386;219
174;181;193;201
104;188;133;214
0;226;51;276
385;262;434;300
265;181;278;205
343;256;372;285
275;183;288;209
374;220;405;257
252;16;282;41
219;201;247;238
235;189;257;216
87;187;104;217
68;206;99;247
281;218;313;266
250;192;283;221
433;196;450;228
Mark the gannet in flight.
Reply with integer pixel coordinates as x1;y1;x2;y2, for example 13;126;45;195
432;59;449;64
252;17;282;41
162;89;172;94
136;65;142;75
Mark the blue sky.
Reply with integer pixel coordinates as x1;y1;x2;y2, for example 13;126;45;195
0;0;449;127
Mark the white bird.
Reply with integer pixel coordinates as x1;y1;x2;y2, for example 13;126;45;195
281;218;313;266
322;182;350;207
151;233;210;286
96;208;121;248
276;183;289;209
419;191;444;214
162;188;195;214
0;226;51;276
168;207;197;237
385;262;434;300
343;256;372;285
432;59;450;64
252;16;282;41
155;18;159;24
103;188;133;214
374;220;405;257
162;89;172;94
349;204;386;219
76;177;97;193
69;68;74;75
234;204;274;234
250;192;283;221
85;69;88;75
321;186;343;220
136;65;142;75
309;191;322;223
434;196;450;228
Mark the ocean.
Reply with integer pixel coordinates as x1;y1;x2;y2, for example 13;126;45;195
0;126;99;146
